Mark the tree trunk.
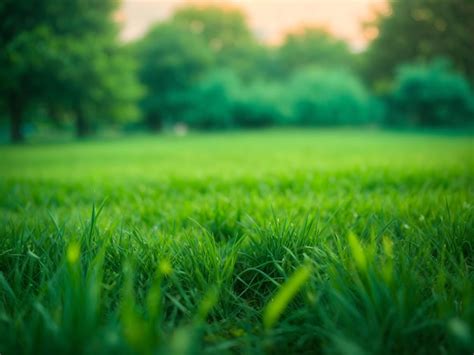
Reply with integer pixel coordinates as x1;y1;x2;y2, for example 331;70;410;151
75;105;89;138
8;93;24;143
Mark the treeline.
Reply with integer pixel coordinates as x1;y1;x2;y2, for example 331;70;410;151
1;0;473;142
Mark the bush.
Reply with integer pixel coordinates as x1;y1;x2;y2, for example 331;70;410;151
184;70;240;129
171;68;379;130
185;73;289;129
390;59;474;126
288;68;371;125
233;81;287;127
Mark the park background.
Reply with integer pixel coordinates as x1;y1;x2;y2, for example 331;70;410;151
1;0;473;142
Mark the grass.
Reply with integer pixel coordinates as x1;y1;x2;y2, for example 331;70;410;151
0;129;473;354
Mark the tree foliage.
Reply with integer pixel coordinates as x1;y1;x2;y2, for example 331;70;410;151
135;23;213;130
185;70;239;129
0;0;141;140
233;81;287;127
171;5;265;79
2;0;474;141
389;59;474;126
364;0;474;88
277;27;354;77
288;68;371;126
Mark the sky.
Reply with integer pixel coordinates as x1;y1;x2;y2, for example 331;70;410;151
118;0;387;50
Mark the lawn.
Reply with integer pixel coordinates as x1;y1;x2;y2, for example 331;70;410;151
0;130;473;354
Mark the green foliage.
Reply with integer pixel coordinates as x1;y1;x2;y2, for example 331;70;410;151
135;22;213;130
390;59;474;126
288;68;371;125
0;0;140;140
185;70;240;129
5;0;474;140
2;0;474;140
363;0;474;86
46;36;143;133
171;4;264;79
0;131;472;354
277;27;354;77
234;81;287;127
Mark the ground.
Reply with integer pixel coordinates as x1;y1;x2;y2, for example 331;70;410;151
0;129;473;354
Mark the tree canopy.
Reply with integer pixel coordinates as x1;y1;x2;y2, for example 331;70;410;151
389;59;474;126
363;0;474;89
1;0;473;142
0;0;140;141
171;5;267;80
277;27;354;77
135;22;213;130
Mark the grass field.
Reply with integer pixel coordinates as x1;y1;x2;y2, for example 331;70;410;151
0;130;473;354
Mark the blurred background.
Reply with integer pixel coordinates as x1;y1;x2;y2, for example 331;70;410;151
0;0;473;143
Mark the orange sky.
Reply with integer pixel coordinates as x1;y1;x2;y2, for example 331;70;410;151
119;0;387;50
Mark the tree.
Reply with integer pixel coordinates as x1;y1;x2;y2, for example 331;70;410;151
288;68;371;126
0;0;56;142
0;0;140;141
185;70;240;129
40;0;142;138
233;81;287;127
171;5;266;80
363;0;474;88
389;59;474;126
44;36;142;137
277;27;354;77
134;23;213;130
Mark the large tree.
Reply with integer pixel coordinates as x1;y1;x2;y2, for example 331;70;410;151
276;27;354;77
134;23;213;130
363;0;474;89
171;5;266;80
0;0;54;142
43;35;142;137
0;0;140;141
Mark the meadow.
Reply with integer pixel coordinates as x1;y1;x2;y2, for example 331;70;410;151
0;130;473;354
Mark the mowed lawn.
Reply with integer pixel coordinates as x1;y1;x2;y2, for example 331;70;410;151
0;130;473;354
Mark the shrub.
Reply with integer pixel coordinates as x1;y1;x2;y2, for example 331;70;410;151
390;59;474;126
288;68;371;125
184;70;240;129
233;81;287;127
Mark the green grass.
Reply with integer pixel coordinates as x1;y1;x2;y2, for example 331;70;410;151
0;129;473;354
